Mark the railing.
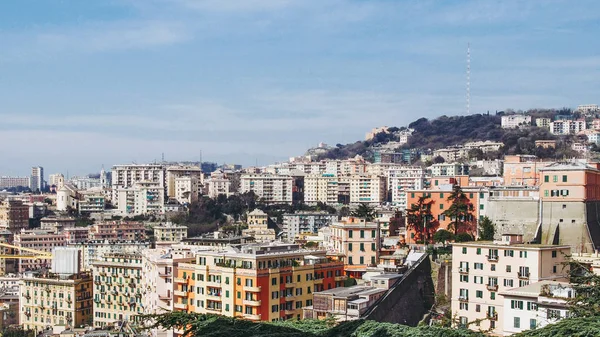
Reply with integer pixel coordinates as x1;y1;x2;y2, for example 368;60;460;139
174;277;187;283
458;295;468;302
486;255;499;262
487;312;498;321
458;267;469;274
486;284;499;291
335;275;348;281
243;313;261;320
173;290;186;297
243;299;261;306
173;303;188;310
518;271;530;279
243;285;262;292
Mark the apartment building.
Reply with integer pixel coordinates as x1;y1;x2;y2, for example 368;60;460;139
503;155;552;186
577;104;599;115
91;252;144;327
501;115;531;129
0;176;30;189
0;199;29;233
304;174;339;205
206;171;232;198
114;181;165;215
40;216;76;233
63;227;91;244
172;243;345;323
430;163;469;177
550;119;587;135
31;166;44;191
166;165;202;200
88;221;146;241
14;230;67;272
20;271;93;332
141;248;196;317
388;167;425;209
242;209;275;243
153;222;188;244
282;212;337;241
49;174;65;189
535;118;551;128
78;189;105;214
68;240;150;270
451;235;570;334
70;176;102;190
349;175;386;205
111;164;166;205
240;174;294;204
330;217;380;278
501;281;573;335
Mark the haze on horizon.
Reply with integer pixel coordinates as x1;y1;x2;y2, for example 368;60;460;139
0;0;599;176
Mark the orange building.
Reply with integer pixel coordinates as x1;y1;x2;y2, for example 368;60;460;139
503;155;552;186
172;243;345;324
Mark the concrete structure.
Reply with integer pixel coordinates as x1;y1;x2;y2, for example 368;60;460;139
14;230;67;272
330;217;380;278
535;118;551;128
173;243;345;322
70;177;102;190
550;119;587;135
282;212;337;241
78;189;105;214
587;132;600;145
349;175;386;205
485;187;540;240
534;140;556;149
20;270;93;332
166;165;202;200
451;235;570;334
0;176;30;189
40;216;76;233
365;126;390;141
63;227;91;244
91;252;144;327
174;176;199;204
49;174;65;190
114;181;165;216
501;115;531;129
0;199;29;233
206;171;232;199
577;104;599;115
501;281;573;335
240;174;294;204
304;174;340;205
111;164;166;207
153;222;188;244
31;166;44;191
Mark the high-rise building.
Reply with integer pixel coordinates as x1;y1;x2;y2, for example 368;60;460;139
31;166;44;191
111;164;166;206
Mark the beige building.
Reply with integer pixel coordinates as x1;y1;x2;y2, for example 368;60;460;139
174;176;199;204
19;271;93;332
166;165;203;200
535;118;551;128
111;164;166;206
330;217;380;278
14;230;67;273
91;252;144;327
49;173;65;190
153;222;188;245
304;174;339;205
206;172;232;199
0;200;29;233
240;174;294;204
114;181;165;215
349;175;386;205
243;209;275;243
451;235;570;334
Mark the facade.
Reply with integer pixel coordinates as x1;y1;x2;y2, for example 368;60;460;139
240;174;294;204
20;271;93;332
114;181;165;215
31;166;44;191
0;176;30;189
0;199;29;233
14;230;67;272
173;243;345;322
153;222;188;244
577;104;599;115
174;176;199;204
166;165;203;200
550;119;586;135
430;163;469;177
501;115;532;129
349;175;386;205
501;281;573;335
78;189;105;214
206;171;232;198
49;174;65;189
70;177;102;190
388;167;425;209
330;217;380;278
40;216;76;233
587;133;600;145
88;221;147;241
304;174;340;205
243;209;275;243
502;155;551;186
534;140;556;149
451;235;570;334
282;212;337;241
111;164;166;206
303;286;386;321
63;227;91;244
535;118;551;128
91;253;144;327
68;240;150;270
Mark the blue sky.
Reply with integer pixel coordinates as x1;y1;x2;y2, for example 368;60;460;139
0;0;599;176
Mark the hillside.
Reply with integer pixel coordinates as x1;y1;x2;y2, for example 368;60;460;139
316;110;585;163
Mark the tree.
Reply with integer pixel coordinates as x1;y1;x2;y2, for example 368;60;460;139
339;206;351;218
455;233;474;242
478;216;496;240
567;259;600;318
433;155;446;164
433;229;454;245
467;148;484;159
443;185;474;235
304;241;318;249
406;196;439;244
351;203;375;221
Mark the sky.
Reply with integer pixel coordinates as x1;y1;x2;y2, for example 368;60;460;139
0;0;599;176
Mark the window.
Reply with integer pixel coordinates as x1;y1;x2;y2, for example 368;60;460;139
359;256;364;264
544;190;549;197
474;276;483;284
462;247;467;254
506;265;511;272
552;250;557;258
479;204;484;210
371;230;376;238
360;243;365;251
360;230;365;238
348;257;353;265
553;265;557;273
491;264;496;271
527;302;538;311
519;280;529;287
459;302;468;310
530;319;537;330
476;248;481;255
519;251;528;258
553;175;558;182
474;263;484;270
562;175;567;182
371;243;376;251
476;290;483;298
511;300;524;310
490;292;496;300
547;309;561;320
504;279;514;287
504;250;514;257
514;317;520;329
348;243;353;251
544;175;549;183
348;230;353;238
460;275;469;283
440;204;444;210
272;278;277;285
272;305;278;313
440;193;444;198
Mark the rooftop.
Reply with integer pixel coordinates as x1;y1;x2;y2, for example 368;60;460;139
501;280;571;297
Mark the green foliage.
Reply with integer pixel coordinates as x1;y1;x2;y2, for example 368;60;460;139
305;241;319;248
406;196;439;244
1;327;35;337
433;229;454;244
344;277;358;287
443;186;474;236
515;316;600;336
455;233;474;242
477;216;496;241
566;260;600;318
351;203;376;221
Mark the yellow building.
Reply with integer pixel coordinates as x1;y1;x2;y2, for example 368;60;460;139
330;217;380;279
91;252;144;327
19;271;93;332
243;209;276;243
173;243;345;323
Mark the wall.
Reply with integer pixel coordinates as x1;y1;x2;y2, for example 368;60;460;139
486;199;539;241
363;254;435;326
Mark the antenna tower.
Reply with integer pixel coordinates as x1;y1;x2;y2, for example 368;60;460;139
466;42;471;115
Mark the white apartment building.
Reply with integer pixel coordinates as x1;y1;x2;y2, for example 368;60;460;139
174;176;199;204
31;166;44;191
501;115;532;129
282;212;337;241
451;235;570;334
587;132;600;145
577;104;599;115
330;217;380;277
0;176;30;189
240;174;294;204
49;173;65;189
111;164;166;205
501;281;573;335
114;181;165;215
70;176;102;190
388;167;425;209
304;174;339;205
550;119;587;135
78;189;105;214
153;222;188;244
206;171;232;198
349;175;386;205
430;163;469;177
68;240;150;270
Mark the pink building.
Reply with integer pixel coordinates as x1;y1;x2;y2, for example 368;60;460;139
14;229;67;272
89;221;147;241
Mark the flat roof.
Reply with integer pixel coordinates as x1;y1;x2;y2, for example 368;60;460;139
500;280;570;297
453;241;571;250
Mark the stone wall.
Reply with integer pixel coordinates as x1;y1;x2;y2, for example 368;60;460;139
486;198;539;241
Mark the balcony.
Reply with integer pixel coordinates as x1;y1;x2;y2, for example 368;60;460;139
173;303;188;310
243;313;261;321
206;293;222;300
243;299;261;306
244;285;262;292
486;255;499;262
158;294;170;301
206;306;221;313
458;267;469;274
335;275;347;282
313;278;323;284
174;290;187;297
486;284;499;291
458;295;468;302
174;277;188;284
207;281;222;288
487;312;498;321
518;271;530;279
158;271;172;278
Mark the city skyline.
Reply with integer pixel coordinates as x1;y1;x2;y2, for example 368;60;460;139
1;0;600;175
